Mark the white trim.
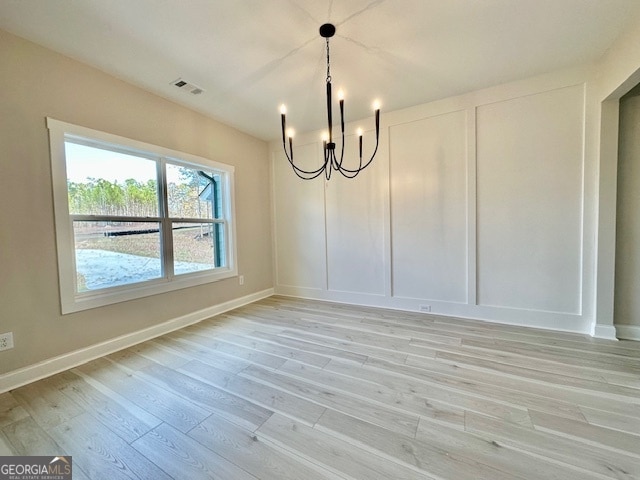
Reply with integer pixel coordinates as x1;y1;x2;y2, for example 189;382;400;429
591;323;619;340
275;287;590;334
0;289;273;394
615;324;640;341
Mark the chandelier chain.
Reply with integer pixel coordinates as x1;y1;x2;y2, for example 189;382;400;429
326;38;331;83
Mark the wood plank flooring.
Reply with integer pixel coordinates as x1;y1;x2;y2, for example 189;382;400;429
2;296;639;479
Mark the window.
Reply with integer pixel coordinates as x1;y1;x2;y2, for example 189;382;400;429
47;118;237;313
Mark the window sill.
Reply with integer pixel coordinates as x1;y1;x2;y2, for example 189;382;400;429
62;267;237;314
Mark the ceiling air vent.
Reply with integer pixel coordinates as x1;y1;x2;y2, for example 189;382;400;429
171;78;205;95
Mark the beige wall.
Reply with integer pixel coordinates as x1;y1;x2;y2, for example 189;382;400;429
0;29;273;375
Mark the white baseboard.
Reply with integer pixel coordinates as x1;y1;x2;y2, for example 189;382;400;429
274;286;591;334
591;323;619;340
0;288;274;394
615;324;640;341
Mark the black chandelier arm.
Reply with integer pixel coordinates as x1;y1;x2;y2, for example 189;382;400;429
287;154;330;178
325;149;336;181
335;163;361;178
337;96;346;169
335;108;380;174
281;137;331;179
281;112;331;178
292;165;327;180
289;155;329;180
335;141;379;176
334;142;364;178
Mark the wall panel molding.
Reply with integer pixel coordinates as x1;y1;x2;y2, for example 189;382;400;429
390;109;468;303
476;84;585;314
271;67;594;335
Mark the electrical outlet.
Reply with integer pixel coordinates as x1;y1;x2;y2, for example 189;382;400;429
239;275;245;286
419;305;431;313
0;332;14;351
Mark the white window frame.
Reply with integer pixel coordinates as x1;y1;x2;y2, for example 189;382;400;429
47;118;238;314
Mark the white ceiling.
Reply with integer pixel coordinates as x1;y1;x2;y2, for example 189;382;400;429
1;0;640;141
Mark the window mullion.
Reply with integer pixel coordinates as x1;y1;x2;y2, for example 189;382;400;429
158;158;174;279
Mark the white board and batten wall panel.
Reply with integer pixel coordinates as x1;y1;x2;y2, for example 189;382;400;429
326;132;387;296
390;110;469;303
476;85;585;315
272;72;591;333
273;142;326;291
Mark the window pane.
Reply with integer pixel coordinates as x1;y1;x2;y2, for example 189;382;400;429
166;163;223;219
65;142;159;216
74;221;162;291
172;222;226;274
213;222;226;267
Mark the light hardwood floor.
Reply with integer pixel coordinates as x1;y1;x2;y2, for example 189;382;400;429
1;296;639;479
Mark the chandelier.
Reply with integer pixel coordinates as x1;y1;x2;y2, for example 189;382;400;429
279;23;381;180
